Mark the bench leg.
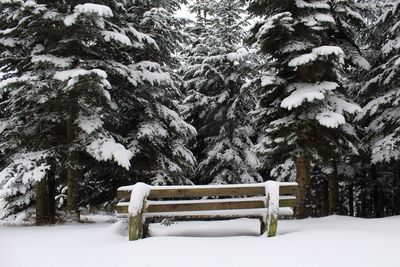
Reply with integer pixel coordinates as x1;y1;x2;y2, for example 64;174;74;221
267;214;278;237
129;213;143;241
260;218;266;235
142;222;149;238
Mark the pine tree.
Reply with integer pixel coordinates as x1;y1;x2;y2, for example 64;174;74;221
182;0;261;185
0;0;178;221
247;0;362;218
357;2;400;217
0;0;59;223
115;0;197;186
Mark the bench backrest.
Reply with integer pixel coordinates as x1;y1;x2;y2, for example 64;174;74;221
116;182;297;214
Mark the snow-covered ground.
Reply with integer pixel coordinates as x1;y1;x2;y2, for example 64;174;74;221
0;216;399;267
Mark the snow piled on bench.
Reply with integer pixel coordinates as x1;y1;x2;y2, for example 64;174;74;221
128;182;151;215
118;181;297;191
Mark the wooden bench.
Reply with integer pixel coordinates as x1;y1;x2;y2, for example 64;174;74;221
116;181;298;240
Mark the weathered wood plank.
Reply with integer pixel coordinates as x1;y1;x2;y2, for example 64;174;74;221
118;207;294;218
117;190;130;200
117;184;297;200
116;198;296;214
278;198;296;208
145;214;265;224
147;200;265;212
116;204;128;214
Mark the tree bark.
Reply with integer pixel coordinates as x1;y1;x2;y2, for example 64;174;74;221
370;164;382;218
328;161;339;215
322;178;329;216
67;167;79;220
295;156;311;219
66;101;80;221
47;167;56;224
348;182;354;216
35;177;49;226
360;168;367;217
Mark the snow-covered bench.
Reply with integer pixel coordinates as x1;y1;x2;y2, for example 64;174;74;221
116;181;298;240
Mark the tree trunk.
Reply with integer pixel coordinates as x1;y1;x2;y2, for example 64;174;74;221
66;102;80;221
371;164;382;218
348;182;354;216
35;177;49;226
321;178;329;217
295;156;311;219
396;166;400;215
47;168;56;224
328;161;339;215
67;167;79;220
360;169;367;217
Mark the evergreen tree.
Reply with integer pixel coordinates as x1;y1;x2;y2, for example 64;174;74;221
247;0;362;218
0;0;190;221
182;0;261;185
116;0;197;186
357;2;400;216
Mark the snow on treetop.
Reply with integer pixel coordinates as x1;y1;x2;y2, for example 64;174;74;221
372;133;400;163
351;55;371;70
281;41;313;54
312;46;344;57
314;13;335;24
281;82;339;110
0;74;38;89
390;20;400;33
74;3;113;18
288;53;317;67
78;115;104;135
300;13;335;29
281;87;324;110
86;136;133;170
0;37;17;47
64;3;113;26
0;119;9;134
0;151;50;199
316;111;346;128
54;69;111;101
127;26;158;48
288;46;344;67
133;62;172;86
256;12;294;39
137;122;168;140
261;75;276;86
329;96;361;114
345;6;366;25
362;90;397;116
54;68;107;81
0;0;21;3
102;31;132;46
381;37;400;55
31;55;72;68
226;48;250;62
295;0;330;9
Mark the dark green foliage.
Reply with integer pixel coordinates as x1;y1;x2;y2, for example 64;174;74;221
182;0;261;184
247;0;363;178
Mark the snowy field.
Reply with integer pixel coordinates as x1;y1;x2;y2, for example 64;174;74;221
0;216;399;267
